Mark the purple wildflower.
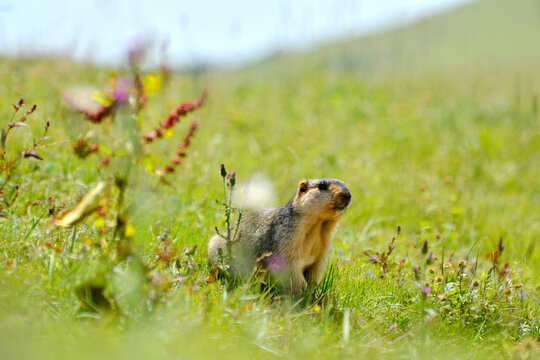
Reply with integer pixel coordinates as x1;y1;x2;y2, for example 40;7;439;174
183;247;189;253
157;235;162;241
112;77;131;102
421;286;431;294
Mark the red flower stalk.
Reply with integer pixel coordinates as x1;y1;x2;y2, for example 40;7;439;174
142;89;207;143
158;120;199;174
179;121;198;149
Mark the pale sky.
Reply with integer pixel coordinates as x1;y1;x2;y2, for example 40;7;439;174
0;0;473;67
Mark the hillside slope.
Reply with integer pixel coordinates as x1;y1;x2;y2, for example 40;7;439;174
255;0;540;78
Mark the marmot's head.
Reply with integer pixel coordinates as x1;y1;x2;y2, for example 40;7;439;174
292;178;352;219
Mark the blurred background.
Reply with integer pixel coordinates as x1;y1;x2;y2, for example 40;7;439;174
0;0;473;68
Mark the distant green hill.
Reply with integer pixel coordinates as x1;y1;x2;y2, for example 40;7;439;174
256;0;540;78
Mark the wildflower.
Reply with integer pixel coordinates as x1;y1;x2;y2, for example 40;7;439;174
156;235;162;241
457;259;467;268
516;291;526;300
180;121;198;149
398;277;404;285
435;275;444;283
183;247;189;253
427;267;435;275
421;286;431;294
515;283;523;289
142;90;207;143
443;262;451;269
175;276;185;283
158;121;200;174
504;288;512;295
189;261;195;267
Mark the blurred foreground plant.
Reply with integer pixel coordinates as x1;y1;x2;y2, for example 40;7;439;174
56;48;207;316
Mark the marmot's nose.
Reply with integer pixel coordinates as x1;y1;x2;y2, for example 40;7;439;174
340;189;352;207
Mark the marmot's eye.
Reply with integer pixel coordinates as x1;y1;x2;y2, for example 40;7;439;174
317;182;328;191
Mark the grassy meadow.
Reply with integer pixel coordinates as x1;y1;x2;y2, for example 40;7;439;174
1;0;539;358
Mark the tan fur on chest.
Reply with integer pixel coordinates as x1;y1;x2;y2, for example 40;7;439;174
285;217;339;269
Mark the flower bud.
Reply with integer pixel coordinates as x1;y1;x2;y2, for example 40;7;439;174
220;164;227;178
227;171;236;187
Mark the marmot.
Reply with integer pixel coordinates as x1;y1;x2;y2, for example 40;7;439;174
208;178;352;294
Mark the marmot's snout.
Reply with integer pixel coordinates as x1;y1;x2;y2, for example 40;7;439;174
335;186;352;210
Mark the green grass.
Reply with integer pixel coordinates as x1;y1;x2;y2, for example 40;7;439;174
1;1;540;358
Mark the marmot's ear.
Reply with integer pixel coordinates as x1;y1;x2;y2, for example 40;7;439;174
297;180;309;195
